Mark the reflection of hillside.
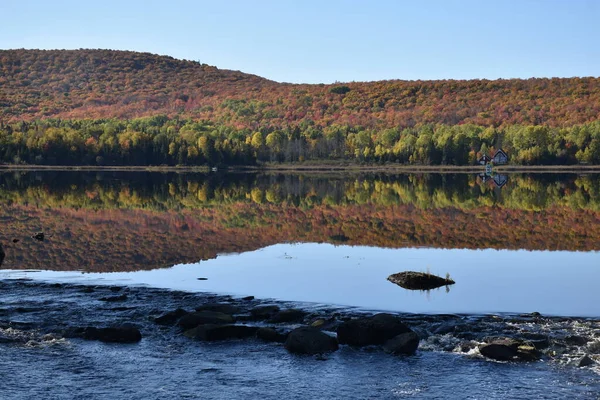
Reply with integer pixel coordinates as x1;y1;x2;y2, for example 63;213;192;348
1;199;599;272
1;171;599;272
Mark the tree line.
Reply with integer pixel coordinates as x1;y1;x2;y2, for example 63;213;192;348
1;117;599;166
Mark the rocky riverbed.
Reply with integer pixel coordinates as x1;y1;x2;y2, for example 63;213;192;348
1;279;599;399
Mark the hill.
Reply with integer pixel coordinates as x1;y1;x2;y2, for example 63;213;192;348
1;49;600;128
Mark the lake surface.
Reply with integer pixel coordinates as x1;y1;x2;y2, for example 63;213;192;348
1;170;599;398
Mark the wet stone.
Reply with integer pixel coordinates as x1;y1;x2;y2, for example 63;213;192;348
270;309;306;323
285;327;339;355
155;308;189;325
383;332;420;356
578;355;595;367
177;311;235;330
337;313;413;347
256;327;288;343
250;305;280;320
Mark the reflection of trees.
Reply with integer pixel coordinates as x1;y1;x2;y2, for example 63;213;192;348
0;172;598;212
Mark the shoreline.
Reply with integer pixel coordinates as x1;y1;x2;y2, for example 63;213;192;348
1;163;600;174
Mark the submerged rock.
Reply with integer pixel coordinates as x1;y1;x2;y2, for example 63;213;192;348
387;271;455;291
184;324;258;341
285;327;339;355
337;313;414;347
383;332;420;355
177;311;234;330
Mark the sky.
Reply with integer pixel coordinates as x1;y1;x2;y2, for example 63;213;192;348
0;0;598;83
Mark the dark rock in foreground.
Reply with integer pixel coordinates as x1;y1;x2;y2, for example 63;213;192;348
285;327;339;355
184;324;258;341
383;332;420;355
479;338;541;362
387;271;455;291
177;311;234;330
72;326;142;343
337;313;414;347
578;355;595;367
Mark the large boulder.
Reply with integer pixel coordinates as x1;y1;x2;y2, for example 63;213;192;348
74;326;142;343
479;338;541;362
387;271;455;291
337;313;413;347
154;308;189;325
383;332;420;355
184;324;258;341
285;327;339;355
177;311;234;330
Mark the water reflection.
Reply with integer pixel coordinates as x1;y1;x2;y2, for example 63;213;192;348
0;171;599;273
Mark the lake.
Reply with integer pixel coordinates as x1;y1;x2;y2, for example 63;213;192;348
1;170;599;398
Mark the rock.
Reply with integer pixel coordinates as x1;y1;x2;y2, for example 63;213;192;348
516;344;541;361
257;327;288;343
74;326;142;343
197;278;208;281
578;355;595;367
479;340;519;361
565;335;590;346
177;311;234;330
520;333;550;350
270;309;306;323
109;286;122;292
242;296;255;301
284;327;339;355
12;239;19;243
383;332;420;355
310;318;340;331
0;243;4;267
195;303;241;315
387;271;455;291
337;313;413;347
99;294;128;302
184;324;258;341
250;305;280;320
479;339;540;362
155;308;189;325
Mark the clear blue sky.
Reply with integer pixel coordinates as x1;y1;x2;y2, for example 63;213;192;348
1;0;598;83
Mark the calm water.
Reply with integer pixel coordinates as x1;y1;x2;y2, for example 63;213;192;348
1;170;599;398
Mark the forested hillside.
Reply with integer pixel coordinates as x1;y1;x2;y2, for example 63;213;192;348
1;49;599;165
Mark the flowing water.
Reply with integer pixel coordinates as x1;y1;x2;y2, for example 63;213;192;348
0;170;599;399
